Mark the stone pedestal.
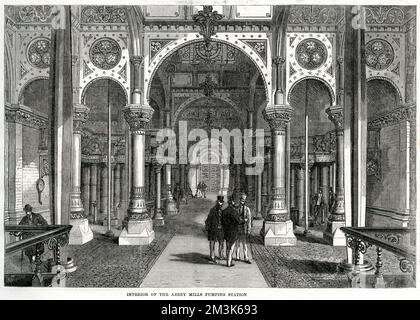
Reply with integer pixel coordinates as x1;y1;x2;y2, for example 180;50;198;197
165;165;178;215
69;218;94;245
153;208;165;226
323;220;346;246
119;218;155;245
263;220;296;246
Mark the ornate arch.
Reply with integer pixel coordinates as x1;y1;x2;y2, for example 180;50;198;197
18;76;49;105
287;76;335;106
172;94;246;128
81;76;129;106
367;76;403;102
144;34;272;105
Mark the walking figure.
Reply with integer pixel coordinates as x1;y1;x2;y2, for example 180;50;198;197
235;194;252;264
221;196;240;267
205;196;225;263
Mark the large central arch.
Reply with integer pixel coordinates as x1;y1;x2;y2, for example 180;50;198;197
143;32;272;105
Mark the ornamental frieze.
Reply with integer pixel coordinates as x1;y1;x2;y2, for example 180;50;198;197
81;6;127;24
368;104;415;130
6;105;48;129
15;6;55;24
365;6;405;25
288;6;341;25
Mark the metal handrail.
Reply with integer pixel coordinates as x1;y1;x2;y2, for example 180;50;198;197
5;225;72;254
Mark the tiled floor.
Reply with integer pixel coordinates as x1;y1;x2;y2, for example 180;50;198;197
4;195;415;288
141;197;267;287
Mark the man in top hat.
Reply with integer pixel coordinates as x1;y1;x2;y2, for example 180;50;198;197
221;196;241;267
205;195;225;263
235;194;252;264
18;204;48;264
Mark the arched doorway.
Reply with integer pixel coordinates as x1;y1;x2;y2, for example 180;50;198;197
289;78;334;229
178;96;242;196
81;78;128;223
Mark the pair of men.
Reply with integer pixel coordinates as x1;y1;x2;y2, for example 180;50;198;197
205;194;252;267
196;181;207;198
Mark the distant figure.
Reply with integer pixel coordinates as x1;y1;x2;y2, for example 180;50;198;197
18;204;48;264
221;196;240;267
196;182;203;198
235;194;252;264
328;187;336;214
205;196;225;263
173;183;181;209
201;181;208;198
313;190;324;225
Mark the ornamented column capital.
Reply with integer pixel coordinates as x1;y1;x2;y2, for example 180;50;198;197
326;105;344;130
73;104;90;134
123;104;154;133
263;104;293;131
272;56;286;66
130;55;143;68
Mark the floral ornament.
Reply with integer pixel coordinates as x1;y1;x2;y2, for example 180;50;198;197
150;41;162;52
254;42;265;53
366;39;394;70
27;38;51;69
295;38;327;70
89;38;122;70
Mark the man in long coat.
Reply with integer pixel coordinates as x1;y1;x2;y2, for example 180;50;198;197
205;196;225;263
18;204;48;264
235;194;252;264
221;197;240;267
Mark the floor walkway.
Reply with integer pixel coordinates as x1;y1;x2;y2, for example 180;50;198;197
141;195;268;288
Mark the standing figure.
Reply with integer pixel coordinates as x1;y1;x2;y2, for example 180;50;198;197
221;196;240;267
314;190;324;225
328;187;336;215
201;181;207;198
205;196;225;263
235;194;252;264
173;183;181;209
18;204;48;264
196;182;203;198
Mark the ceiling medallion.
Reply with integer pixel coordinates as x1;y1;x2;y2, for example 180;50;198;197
366;39;394;70
89;37;122;70
27;38;51;69
295;38;327;70
193;6;223;48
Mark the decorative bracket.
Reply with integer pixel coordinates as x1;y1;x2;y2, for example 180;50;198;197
192;6;223;48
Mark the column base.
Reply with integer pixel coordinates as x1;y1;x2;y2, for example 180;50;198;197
153;208;165;226
263;220;297;246
69;218;93;245
165;200;178;215
323;219;346;246
118;218;155;245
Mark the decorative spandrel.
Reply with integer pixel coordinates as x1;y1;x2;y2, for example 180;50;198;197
366;39;394;70
89;38;122;70
295;38;327;70
27;38;51;69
